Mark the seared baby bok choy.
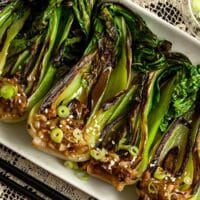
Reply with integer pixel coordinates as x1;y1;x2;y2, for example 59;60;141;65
27;5;133;162
138;100;200;200
0;0;30;76
0;0;87;122
76;3;175;191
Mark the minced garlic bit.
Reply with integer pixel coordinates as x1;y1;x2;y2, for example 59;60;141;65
108;160;115;171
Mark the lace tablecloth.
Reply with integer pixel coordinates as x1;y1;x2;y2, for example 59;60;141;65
0;0;199;200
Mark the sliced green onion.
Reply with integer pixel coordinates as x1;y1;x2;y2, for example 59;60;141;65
0;84;17;100
50;128;63;143
154;167;167;180
118;138;126;146
167;192;179;200
64;161;79;170
148;181;157;194
75;169;89;181
64;161;89;181
57;105;70;118
118;138;139;157
129;146;139;157
73;128;83;142
90;148;107;161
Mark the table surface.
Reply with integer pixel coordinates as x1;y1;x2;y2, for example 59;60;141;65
0;0;199;200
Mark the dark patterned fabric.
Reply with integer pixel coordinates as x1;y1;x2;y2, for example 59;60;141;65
0;0;199;199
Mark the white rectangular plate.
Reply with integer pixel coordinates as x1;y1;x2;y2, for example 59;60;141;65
1;1;200;200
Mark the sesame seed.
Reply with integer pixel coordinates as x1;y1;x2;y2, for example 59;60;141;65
164;176;168;180
114;157;119;162
131;156;136;164
171;178;175;182
149;163;156;168
44;108;49;114
66;125;70;129
34;121;41;129
111;140;115;145
50;126;56;130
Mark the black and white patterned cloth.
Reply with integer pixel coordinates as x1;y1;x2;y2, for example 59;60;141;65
0;0;199;199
